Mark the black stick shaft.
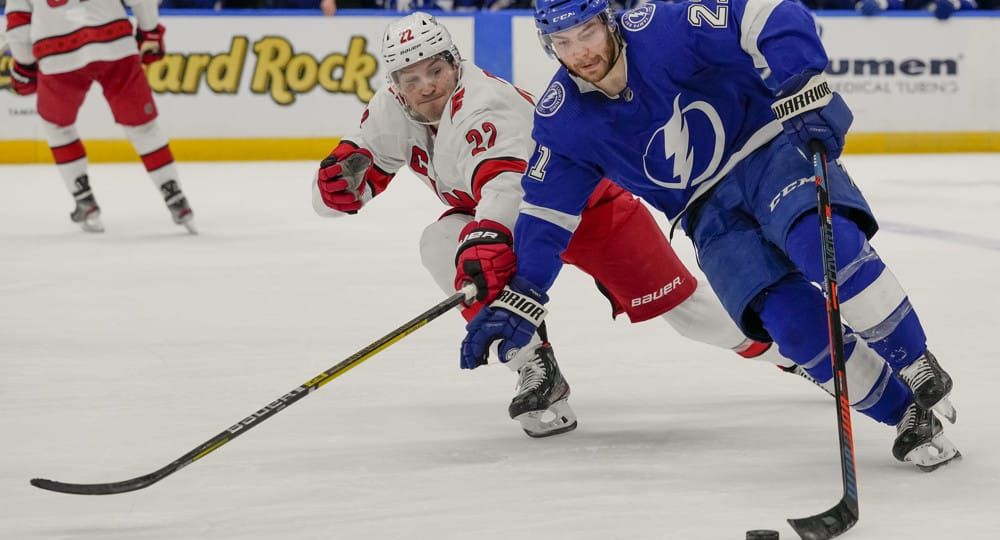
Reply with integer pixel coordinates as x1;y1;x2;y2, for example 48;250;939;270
813;146;860;512
787;144;859;539
31;287;472;495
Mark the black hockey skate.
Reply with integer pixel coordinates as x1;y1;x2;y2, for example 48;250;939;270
69;175;104;233
160;180;196;233
509;343;577;438
900;350;955;423
892;403;961;472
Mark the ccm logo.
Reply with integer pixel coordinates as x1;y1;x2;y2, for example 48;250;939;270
552;12;575;23
769;177;812;212
631;277;683;307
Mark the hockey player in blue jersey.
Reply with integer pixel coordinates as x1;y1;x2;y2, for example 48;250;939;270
460;0;961;470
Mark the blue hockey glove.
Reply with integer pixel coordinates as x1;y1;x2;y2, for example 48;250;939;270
930;0;959;20
855;0;887;16
772;73;854;160
460;276;549;370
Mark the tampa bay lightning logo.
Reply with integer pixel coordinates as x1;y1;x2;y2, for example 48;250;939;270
643;95;726;190
536;82;566;117
622;4;656;32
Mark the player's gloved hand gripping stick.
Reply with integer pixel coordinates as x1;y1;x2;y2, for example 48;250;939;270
772;73;853;161
454;219;518;320
460;276;549;370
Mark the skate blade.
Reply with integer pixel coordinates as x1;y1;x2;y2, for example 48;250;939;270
932;397;957;424
180;219;198;235
515;399;578;438
905;432;962;472
79;213;105;233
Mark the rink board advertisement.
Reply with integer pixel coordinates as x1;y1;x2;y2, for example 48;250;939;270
1;12;998;162
0;15;475;161
512;14;1000;153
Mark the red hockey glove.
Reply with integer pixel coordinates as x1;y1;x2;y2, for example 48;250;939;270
11;62;38;96
454;219;517;320
136;24;166;65
317;142;376;214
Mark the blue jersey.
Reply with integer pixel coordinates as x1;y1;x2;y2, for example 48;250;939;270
516;0;827;291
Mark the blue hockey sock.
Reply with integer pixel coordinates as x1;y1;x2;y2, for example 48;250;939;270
852;364;911;425
785;212;927;370
752;277;909;425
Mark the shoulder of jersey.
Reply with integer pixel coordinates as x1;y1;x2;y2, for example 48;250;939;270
446;65;532;127
533;69;580;120
363;85;412;124
618;2;685;37
368;85;401;112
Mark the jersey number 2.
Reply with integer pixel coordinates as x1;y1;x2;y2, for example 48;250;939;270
687;0;729;29
465;122;498;156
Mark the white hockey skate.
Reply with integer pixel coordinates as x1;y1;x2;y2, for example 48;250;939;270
160;180;197;234
69;175;104;233
892;403;961;472
508;343;577;438
900;350;956;424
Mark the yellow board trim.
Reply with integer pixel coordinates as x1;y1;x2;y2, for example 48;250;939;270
0;137;342;164
846;132;1000;154
1;133;998;164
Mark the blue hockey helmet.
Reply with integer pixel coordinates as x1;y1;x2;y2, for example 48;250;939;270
534;0;620;62
534;0;610;36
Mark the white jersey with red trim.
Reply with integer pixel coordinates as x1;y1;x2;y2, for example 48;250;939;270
3;0;158;75
332;61;537;230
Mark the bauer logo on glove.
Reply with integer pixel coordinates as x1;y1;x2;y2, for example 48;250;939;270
460;230;501;244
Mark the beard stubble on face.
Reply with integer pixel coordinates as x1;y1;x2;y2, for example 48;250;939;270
568;33;617;84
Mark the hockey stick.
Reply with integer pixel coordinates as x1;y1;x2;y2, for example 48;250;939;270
786;143;860;540
31;284;475;495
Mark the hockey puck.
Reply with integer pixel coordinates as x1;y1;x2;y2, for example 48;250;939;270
746;531;779;540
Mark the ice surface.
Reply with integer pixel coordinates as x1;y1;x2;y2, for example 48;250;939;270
1;155;998;539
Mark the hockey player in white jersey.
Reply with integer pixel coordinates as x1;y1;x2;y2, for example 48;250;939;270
5;0;194;233
313;13;815;437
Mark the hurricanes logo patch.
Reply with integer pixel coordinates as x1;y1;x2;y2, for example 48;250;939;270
536;81;566;117
622;4;656;32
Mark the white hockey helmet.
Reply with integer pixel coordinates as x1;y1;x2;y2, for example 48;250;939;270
381;12;461;80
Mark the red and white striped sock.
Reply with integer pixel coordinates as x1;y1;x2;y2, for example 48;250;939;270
43;121;89;197
122;120;182;193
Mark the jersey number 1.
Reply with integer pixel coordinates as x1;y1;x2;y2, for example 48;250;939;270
527;145;551;181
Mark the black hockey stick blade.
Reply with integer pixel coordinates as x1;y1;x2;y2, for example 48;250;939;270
31;286;473;495
787;498;858;540
32;469;170;495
